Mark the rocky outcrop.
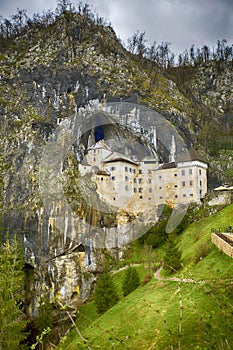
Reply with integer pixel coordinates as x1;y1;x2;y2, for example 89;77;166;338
0;10;232;313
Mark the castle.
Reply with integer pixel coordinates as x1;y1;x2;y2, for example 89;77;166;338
79;137;208;214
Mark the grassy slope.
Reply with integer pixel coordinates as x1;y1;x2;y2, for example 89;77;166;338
60;204;233;350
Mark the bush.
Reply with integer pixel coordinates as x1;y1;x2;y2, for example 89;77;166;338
122;267;140;296
194;242;211;264
141;274;152;286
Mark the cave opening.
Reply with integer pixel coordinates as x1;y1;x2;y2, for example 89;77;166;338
94;125;104;142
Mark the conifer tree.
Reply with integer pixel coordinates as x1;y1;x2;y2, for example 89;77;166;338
163;238;182;273
0;235;27;349
93;272;119;314
122;267;140;297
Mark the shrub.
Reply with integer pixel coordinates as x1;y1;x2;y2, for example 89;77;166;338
194;242;211;264
141;274;152;286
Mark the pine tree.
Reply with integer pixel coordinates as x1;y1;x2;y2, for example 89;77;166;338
122;267;140;297
93;272;119;314
163;238;182;273
0;235;27;350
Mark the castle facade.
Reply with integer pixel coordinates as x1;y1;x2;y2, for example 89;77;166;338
79;139;208;213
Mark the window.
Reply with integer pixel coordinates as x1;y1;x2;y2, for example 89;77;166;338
111;166;116;171
125;167;128;172
189;169;192;175
133;169;136;174
159;186;162;189
159;175;162;179
200;180;202;187
148;198;151;200
175;195;178;198
190;194;193;197
138;179;142;184
111;176;116;180
139;188;143;193
149;188;152;193
190;180;193;186
125;176;129;181
140;195;143;199
182;181;185;187
149;179;152;183
125;185;129;191
148;169;152;174
181;170;185;176
160;196;163;199
139;169;143;174
129;168;132;173
183;194;186;197
134;178;137;183
174;185;178;188
134;188;137;193
199;169;202;175
101;177;103;181
174;173;178;177
93;150;96;153
113;197;116;201
93;157;96;161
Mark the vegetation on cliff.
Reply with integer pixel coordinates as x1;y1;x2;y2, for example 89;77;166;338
60;203;233;350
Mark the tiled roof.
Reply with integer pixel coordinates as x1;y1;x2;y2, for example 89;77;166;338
159;162;176;169
88;140;111;151
103;152;139;165
97;170;110;176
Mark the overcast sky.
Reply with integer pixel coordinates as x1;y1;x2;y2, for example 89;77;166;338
0;0;233;56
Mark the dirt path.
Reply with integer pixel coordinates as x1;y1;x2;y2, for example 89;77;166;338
154;266;206;284
111;263;141;274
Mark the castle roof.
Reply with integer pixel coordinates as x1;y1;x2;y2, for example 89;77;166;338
177;148;207;163
103;152;139;165
97;169;110;176
88;139;111;151
159;162;176;170
141;155;159;163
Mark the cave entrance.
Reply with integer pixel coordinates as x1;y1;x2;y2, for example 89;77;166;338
93;113;109;142
94;125;104;142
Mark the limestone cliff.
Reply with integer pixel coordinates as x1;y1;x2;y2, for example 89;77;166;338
0;9;232;313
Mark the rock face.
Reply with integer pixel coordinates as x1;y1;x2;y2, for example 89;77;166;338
0;10;232;312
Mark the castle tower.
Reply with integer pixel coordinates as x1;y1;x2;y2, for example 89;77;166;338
87;129;95;148
151;126;157;150
169;134;176;162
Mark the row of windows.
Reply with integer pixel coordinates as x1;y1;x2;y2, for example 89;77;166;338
111;192;194;201
181;169;202;176
124;186;153;193
125;168;152;174
182;180;202;187
109;177;202;190
181;169;192;176
125;167;136;174
182;180;193;186
109;167;203;177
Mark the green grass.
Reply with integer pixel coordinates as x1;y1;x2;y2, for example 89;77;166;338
177;203;233;280
59;204;233;350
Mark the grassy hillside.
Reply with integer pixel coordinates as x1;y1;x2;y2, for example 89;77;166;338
59;204;233;349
